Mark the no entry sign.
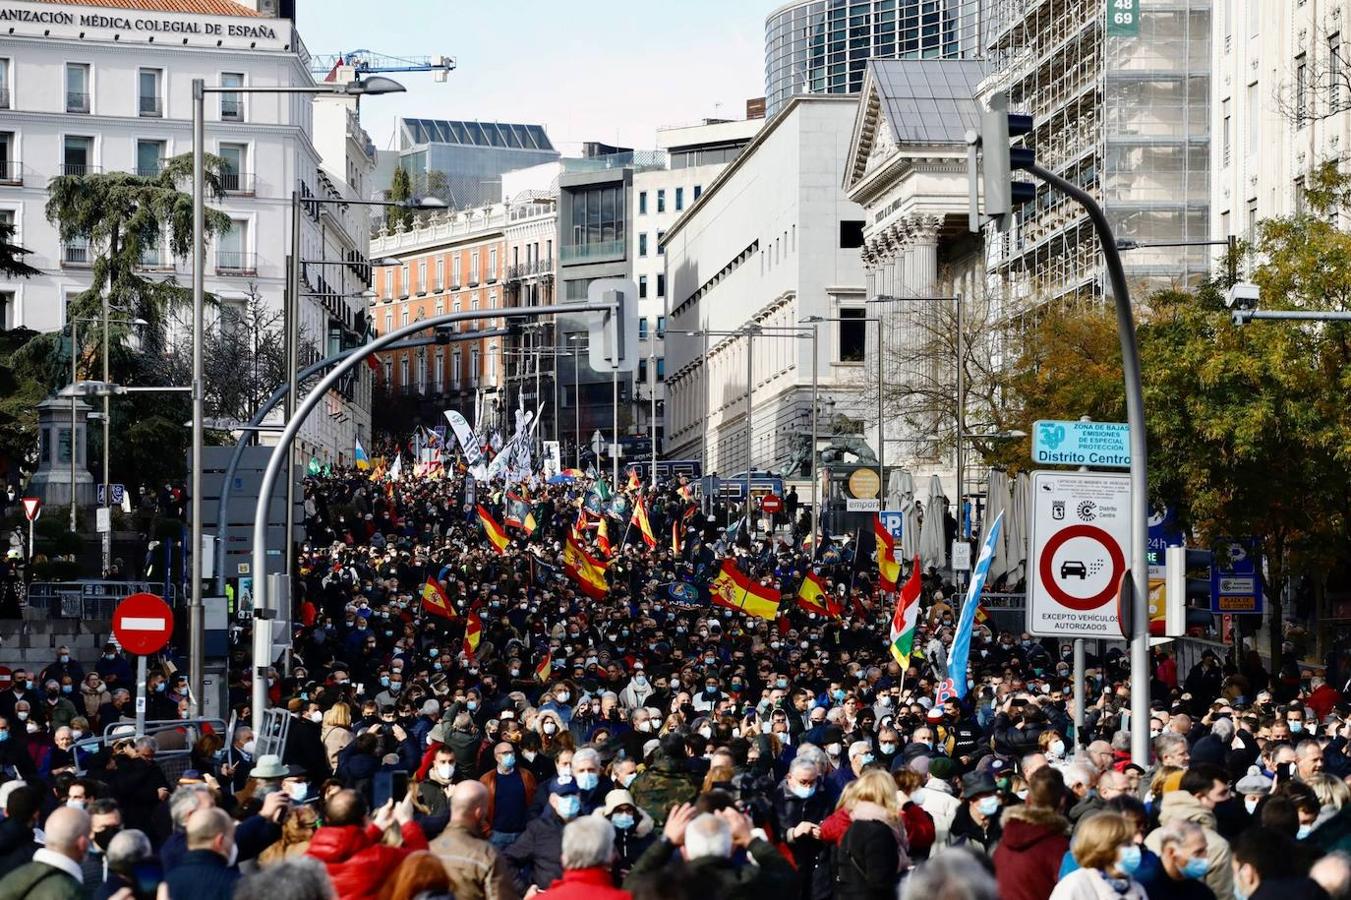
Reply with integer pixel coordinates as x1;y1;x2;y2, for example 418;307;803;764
1027;471;1132;638
113;593;173;656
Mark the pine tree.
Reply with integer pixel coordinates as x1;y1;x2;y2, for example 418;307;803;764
388;166;414;231
0;222;38;279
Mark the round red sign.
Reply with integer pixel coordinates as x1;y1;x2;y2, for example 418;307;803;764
761;495;783;513
112;592;174;656
1038;524;1127;612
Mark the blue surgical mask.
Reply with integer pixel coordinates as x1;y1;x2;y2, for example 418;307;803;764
576;772;599;791
556;795;581;819
622;773;637;788
791;783;816;799
832;689;845;702
880;742;897;754
1117;844;1143;876
1181;856;1210;879
860;753;875;766
1298;824;1314;840
1290;722;1304;734
380;676;390;687
977;796;1001;817
611;812;635;830
500;753;516;771
0;730;9;743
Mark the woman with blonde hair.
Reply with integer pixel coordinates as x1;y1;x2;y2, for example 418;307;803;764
818;769;910;899
321;702;354;771
1050;811;1148;900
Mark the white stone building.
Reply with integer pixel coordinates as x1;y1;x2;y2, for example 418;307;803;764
0;0;371;462
662;95;867;480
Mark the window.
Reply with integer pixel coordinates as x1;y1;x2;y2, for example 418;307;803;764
435;351;445;392
470;348;479;383
452;349;461;385
384;312;393;333
675;187;684;211
435;257;444;290
138;68;162;117
657;273;666;297
638;359;648;382
218;143;247;191
1247;82;1259;154
400;264;409;296
838;308;867;362
840;220;865;249
656;357;665;379
383;360;392;386
417;260;427;293
220;72;244;121
452;255;461;287
639;191;647;214
470;252;480;284
657;316;666;337
567;185;626;252
1247;0;1259;37
1295;176;1306;215
63;136;93;176
136;140;165;177
1332;33;1343;112
657;230;666;255
639;275;648;298
399;357;409;387
1246;198;1259;253
401;309;410;327
657;189;666;213
694;185;702;200
0;58;10;110
435;299;444;315
217;219;248;271
489;247;498;280
1222;99;1231;166
0;131;13;183
639;317;649;340
1296;54;1308;125
66;64;90;113
639;233;648;257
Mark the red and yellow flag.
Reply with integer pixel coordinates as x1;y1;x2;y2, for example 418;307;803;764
534;654;552;683
626;468;641;491
709;558;781;621
875;517;901;593
462;611;482;659
564;532;609;601
795;571;838;617
671;520;682;556
596;517;612;557
420;576;458;621
477;504;509;555
632;498;656;548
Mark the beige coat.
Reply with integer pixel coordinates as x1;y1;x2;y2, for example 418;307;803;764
322;724;353;771
1144;790;1234;900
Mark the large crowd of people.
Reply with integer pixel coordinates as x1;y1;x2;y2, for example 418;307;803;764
0;459;1347;900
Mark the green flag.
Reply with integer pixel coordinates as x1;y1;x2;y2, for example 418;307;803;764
307;457;321;476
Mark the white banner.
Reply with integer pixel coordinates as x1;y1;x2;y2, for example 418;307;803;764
445;410;484;470
543;441;562;479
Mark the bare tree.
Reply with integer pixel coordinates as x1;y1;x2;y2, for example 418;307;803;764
1274;22;1351;128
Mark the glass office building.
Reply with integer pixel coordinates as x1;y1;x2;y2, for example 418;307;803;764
764;0;985;114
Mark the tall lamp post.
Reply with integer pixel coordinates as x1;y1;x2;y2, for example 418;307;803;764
190;73;405;716
567;334;586;468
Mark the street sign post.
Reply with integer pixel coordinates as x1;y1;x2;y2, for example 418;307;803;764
1032;420;1131;468
952;541;972;572
761;494;783;514
21;498;39;563
1210;539;1264;614
113;592;173;736
1027;470;1132;637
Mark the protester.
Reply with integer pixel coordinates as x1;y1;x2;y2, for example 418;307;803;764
1050;812;1149;900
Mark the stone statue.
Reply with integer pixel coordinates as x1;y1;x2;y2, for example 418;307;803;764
775;432;814;478
819;434;879;466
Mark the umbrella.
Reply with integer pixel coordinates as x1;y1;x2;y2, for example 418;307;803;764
886;469;915;511
918;474;947;571
979;469;1011;583
894;469;922;561
1004;471;1030;586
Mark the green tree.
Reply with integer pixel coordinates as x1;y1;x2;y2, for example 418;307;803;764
0;222;38;278
388;166;414;231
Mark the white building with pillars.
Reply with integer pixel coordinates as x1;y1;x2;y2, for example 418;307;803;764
842;59;990;503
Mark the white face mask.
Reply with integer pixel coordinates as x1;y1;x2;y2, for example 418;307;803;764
307;712;323;724
436;764;453;781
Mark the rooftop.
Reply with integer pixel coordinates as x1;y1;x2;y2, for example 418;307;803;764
400;119;555;152
36;0;264;15
867;58;988;145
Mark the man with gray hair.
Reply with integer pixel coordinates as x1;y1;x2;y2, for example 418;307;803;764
902;847;999;900
624;802;797;895
535;817;625;896
235;856;335;900
160;782;287;872
95;829;154;899
1150;819;1213;894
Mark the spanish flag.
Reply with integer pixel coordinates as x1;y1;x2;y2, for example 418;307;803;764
420;576;458;621
709;558;781;621
522;508;538;537
564;532;610;601
796;571;837;617
596;517;612;557
477;505;509;555
631;498;657;549
534;654;552;683
875;517;901;593
626;468;641;492
671;520;682;556
462;611;482;659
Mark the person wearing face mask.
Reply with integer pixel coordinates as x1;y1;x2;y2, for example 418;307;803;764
600;789;656;885
771;757;829;899
417;747;456;818
1229;826;1326;900
501;781;580;893
478;741;537;851
93;645;130;692
79;796;122;890
162;807;242;900
39;646;84;689
1141;820;1217;900
618;666;655;711
1049;811;1149;900
948;772;1003;853
1145;765;1235;900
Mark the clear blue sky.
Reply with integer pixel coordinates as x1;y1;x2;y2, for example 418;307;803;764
297;0;768;155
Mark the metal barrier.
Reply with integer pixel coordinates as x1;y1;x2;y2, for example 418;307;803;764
254;707;291;760
72;717;228;782
25;581;177;619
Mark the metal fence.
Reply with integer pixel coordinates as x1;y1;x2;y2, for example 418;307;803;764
72;717;228;782
25;581;178;619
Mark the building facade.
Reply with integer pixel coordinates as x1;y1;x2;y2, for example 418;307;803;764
369;205;509;433
663;96;867;480
386;118;559;210
764;0;985;115
0;0;371;462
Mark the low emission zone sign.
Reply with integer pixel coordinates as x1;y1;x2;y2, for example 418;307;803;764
1032;420;1131;468
1108;0;1140;36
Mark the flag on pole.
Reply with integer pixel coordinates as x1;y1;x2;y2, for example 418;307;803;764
631;498;657;548
388;453;403;482
626;468;641;492
354;439;370;471
420;576;458;620
874;517;901;592
671;520;682;556
522;508;538;537
564;531;610;600
889;556;923;669
940;511;1004;701
534;654;552;683
596;517;612;557
476;504;509;555
307;456;321;476
462;611;483;659
796;571;837;617
709;558;781;621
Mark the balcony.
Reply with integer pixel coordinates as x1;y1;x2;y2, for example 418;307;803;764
220;98;244;121
507;258;555;280
561;240;624;264
0;88;9;110
59;163;100;177
0;160;20;185
61;242;92;267
220;171;255;195
468;273;481;287
136;248;173;272
215;250;257;275
66;91;89;113
138;95;163;117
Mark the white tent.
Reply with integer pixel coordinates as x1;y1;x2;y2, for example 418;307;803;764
919;474;948;570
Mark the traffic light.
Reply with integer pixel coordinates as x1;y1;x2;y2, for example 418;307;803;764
1157;546;1213;636
980;91;1037;233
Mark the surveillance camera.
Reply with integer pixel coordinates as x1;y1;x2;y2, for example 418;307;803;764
1225;282;1260;310
1231;310;1250;327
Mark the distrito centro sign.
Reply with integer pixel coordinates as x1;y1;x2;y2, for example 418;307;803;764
113;592;174;656
1027;470;1132;638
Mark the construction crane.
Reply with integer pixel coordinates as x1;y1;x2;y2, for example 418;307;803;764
308;49;456;83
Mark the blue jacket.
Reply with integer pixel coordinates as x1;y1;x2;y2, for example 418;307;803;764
161;815;280;872
163;849;238;900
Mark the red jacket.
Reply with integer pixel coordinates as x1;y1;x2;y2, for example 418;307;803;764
1308;683;1342;722
542;866;632;900
306;820;429;900
991;805;1071;900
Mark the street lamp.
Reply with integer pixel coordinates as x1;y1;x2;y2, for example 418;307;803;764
191;74;405;717
567;335;587;469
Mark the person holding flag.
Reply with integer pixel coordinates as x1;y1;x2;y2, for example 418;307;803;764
420;576;458;620
796;570;838;617
354;439;371;471
631;496;657;549
889;556;923;671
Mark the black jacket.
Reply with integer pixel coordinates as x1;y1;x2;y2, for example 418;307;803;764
832;819;900;900
162;850;239;900
502;810;566;891
0;817;35;879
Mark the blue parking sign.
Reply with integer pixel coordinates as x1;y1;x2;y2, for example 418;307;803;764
1210;539;1263;615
